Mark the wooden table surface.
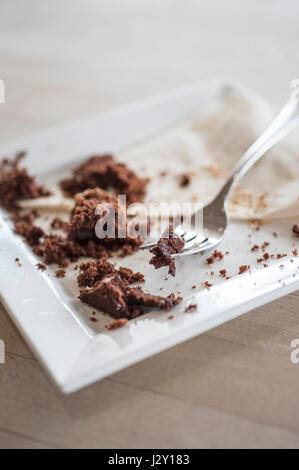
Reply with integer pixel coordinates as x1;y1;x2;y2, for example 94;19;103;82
1;0;299;449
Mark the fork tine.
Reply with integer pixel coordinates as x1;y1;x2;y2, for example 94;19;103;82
140;227;204;250
140;227;187;250
140;240;159;250
183;232;206;246
171;237;219;258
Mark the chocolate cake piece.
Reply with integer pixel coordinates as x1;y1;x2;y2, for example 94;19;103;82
69;188;119;241
149;226;185;276
41;234;88;267
12;211;86;268
77;259;116;287
68;188;141;254
78;257;181;319
13;220;111;267
41;235;112;267
77;258;145;287
185;304;197;312
124;287;181;311
0;152;49;209
60;154;149;204
117;266;145;284
80;278;129;318
79;276;182;319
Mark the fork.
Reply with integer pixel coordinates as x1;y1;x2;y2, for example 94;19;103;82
141;93;299;258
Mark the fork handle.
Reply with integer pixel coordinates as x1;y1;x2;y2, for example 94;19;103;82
215;95;299;204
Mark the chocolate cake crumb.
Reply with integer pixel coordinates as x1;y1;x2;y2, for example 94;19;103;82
36;263;46;271
292;225;299;237
14;213;44;247
250;219;261;231
90;317;98;322
261;242;269;252
0;153;49;208
273;232;278;238
78;259;116;287
239;265;250;274
206;249;224;264
257;258;263;263
185;304;197;312
293;249;298;256
277;253;287;259
214;250;224;259
206;254;215;264
219;269;227;277
203;281;213;289
60;154;149;204
55;269;66;278
42;235;85;267
251;245;259;252
179;173;190;187
263;253;270;260
50;217;69;232
168;315;174;320
118;266;145;284
149;226;185;277
192;285;196;289
107;318;128;330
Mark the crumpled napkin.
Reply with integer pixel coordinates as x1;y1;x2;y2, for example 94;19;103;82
120;93;299;221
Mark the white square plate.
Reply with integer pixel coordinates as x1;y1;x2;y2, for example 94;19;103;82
1;77;299;393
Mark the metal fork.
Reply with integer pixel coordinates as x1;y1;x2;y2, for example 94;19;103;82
141;93;299;258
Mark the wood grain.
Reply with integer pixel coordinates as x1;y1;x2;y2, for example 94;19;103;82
1;0;299;449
